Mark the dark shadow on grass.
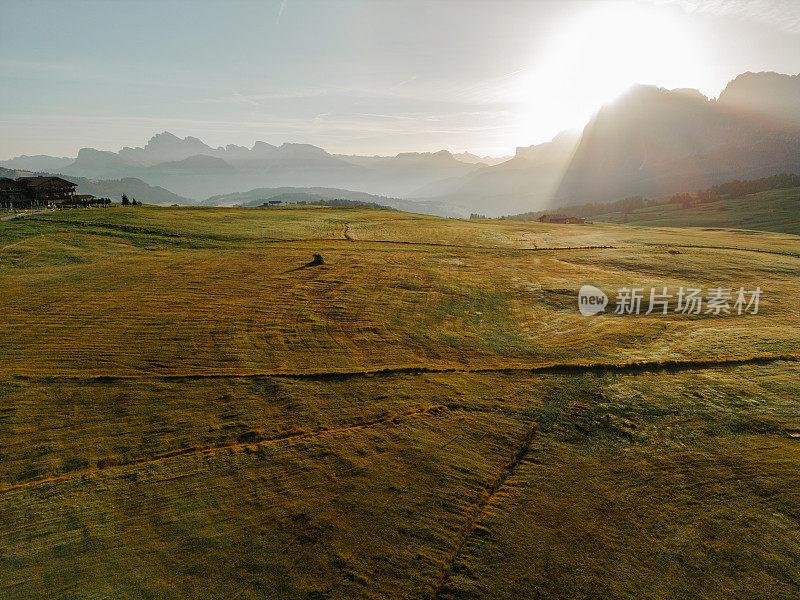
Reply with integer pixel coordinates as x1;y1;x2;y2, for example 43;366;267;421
282;253;325;273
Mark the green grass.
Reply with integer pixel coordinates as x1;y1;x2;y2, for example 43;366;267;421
1;205;800;599
591;187;800;234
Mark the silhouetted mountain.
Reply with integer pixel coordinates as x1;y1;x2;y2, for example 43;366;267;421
64;148;131;178
451;152;511;166
63;147;235;199
335;150;482;197
513;130;581;163
12;71;800;215
717;71;800;124
45;133;511;205
553;82;800;206
411;130;579;215
146;154;234;175
118;131;213;166
61;135;370;199
0;155;74;172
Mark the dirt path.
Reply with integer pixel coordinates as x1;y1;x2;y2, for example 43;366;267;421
343;222;354;240
0;404;448;495
1;209;51;222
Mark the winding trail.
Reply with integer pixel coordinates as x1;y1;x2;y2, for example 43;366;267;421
0;404;448;496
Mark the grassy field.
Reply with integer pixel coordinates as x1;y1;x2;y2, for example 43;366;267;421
1;205;800;599
590;186;800;234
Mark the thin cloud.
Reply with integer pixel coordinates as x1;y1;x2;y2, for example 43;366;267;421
194;89;330;104
649;0;800;34
502;67;528;78
276;0;287;24
389;75;418;90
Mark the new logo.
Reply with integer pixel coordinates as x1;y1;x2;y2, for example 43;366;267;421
578;285;608;316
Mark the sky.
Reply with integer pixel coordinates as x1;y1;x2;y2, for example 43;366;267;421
1;0;799;159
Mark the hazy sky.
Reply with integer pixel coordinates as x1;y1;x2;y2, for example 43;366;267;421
1;0;798;158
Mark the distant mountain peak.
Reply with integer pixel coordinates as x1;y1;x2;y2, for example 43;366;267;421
143;131;211;152
75;147;128;163
252;141;278;152
151;131;180;141
515;130;579;161
276;143;331;158
451;151;511;166
717;71;800;123
671;88;709;101
394;150;455;161
553;73;800;206
0;154;74;172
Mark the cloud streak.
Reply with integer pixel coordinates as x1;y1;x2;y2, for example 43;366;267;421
649;0;800;34
276;0;287;24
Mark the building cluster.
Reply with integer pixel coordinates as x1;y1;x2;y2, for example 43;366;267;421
0;176;82;209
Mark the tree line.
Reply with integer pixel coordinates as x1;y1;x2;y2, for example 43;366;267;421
121;194;142;206
292;198;391;209
711;173;800;199
503;172;799;221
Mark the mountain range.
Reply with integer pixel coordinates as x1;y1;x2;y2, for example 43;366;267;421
3;71;798;217
43;133;485;201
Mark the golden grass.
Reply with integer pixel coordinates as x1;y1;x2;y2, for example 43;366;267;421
1;206;800;598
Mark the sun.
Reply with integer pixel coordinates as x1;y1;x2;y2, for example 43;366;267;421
512;2;709;145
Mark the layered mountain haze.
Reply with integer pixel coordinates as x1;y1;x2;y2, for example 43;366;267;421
411;130;581;215
338;150;483;198
60;135;371;199
117;132;216;166
451;152;512;166
553;74;800;206
0;155;74;172
55;132;496;201
48;130;577;213
3;72;798;216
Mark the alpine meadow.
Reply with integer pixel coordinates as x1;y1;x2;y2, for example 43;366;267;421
2;1;800;599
